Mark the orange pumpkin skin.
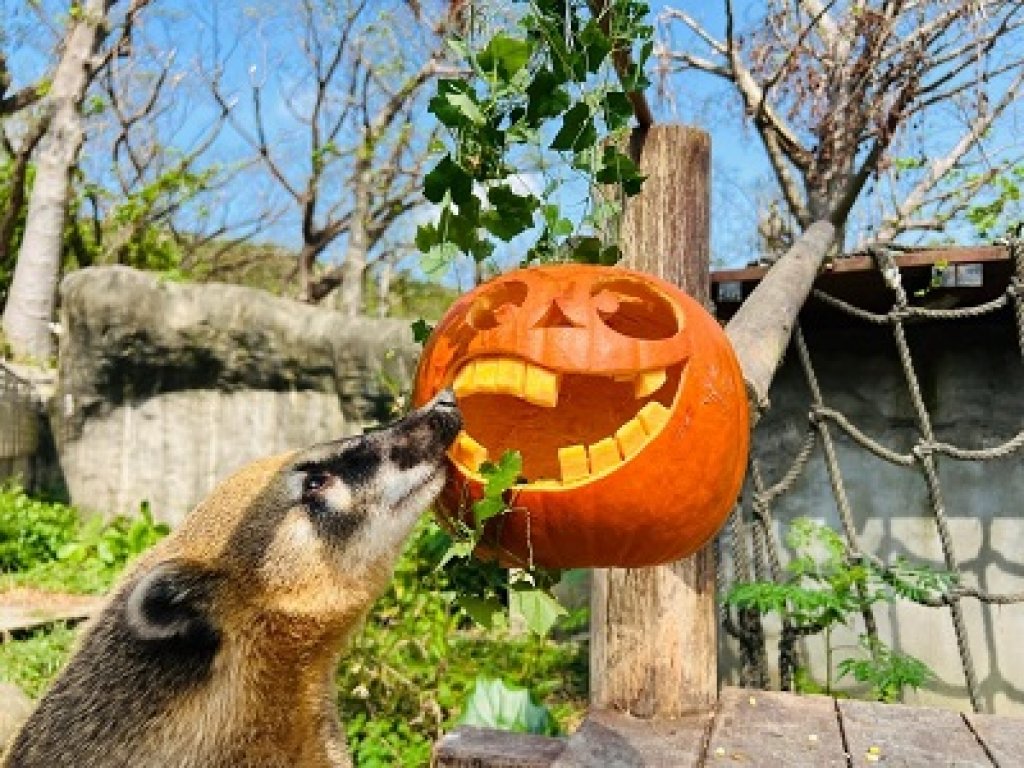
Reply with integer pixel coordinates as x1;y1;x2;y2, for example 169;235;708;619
413;264;748;569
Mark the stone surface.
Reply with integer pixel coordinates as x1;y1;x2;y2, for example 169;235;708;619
55;267;419;522
0;683;34;752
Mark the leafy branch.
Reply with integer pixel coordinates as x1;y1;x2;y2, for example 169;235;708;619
725;518;953;701
417;0;652;277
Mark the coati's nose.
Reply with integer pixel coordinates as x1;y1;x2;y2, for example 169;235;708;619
417;388;461;449
433;388;458;410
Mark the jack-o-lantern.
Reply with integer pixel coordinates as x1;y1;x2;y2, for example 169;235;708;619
412;264;748;568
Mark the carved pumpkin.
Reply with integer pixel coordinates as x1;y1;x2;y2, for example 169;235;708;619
412;264;748;568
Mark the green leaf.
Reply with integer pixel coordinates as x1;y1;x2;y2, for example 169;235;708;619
411;319;434;345
473;496;507;523
566;236;603;264
477;34;532;83
550;103;596;152
415;222;439;252
595;147;645;196
459;677;557;735
603;91;634;131
447;93;487;126
428;80;484;129
456;594;504;629
480;450;523;498
509;588;567;637
482;185;538;240
525;70;571;125
424;156;474;205
421;242;459;276
579;20;612;74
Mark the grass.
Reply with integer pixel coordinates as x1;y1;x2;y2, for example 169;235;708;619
0;624;77;699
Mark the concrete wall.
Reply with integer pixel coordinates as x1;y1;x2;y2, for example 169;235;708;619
54;267;418;525
719;317;1024;715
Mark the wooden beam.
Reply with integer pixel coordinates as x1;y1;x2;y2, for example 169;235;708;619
838;698;996;766
431;728;566;767
706;688;845;767
590;124;717;718
724;222;834;418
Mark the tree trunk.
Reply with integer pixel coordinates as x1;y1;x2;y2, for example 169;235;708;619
376;260;391;318
590;125;717;717
336;159;372;317
2;0;114;361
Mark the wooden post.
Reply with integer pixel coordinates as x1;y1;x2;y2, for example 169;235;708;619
590;125;717;717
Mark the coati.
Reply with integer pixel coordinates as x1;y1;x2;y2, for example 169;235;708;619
3;390;461;768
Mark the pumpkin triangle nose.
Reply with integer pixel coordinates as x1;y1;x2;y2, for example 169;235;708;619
533;299;583;329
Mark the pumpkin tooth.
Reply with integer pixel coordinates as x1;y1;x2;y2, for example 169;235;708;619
474;359;501;392
451;431;488;472
452;362;476;398
615;418;647;459
588;437;622;474
635;369;667;398
495;358;527;396
558;445;589;482
523;364;560;407
637;401;670;434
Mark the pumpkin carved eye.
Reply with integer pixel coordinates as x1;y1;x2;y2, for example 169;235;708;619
591;279;680;340
466;280;528;331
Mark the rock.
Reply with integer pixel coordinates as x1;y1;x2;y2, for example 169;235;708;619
0;682;34;751
55;267;422;523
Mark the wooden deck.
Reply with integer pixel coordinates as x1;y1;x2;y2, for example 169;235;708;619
433;687;1024;767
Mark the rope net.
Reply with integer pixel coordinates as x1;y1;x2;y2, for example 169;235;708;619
719;238;1024;714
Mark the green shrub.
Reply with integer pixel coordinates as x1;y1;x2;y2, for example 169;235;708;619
0;484;169;594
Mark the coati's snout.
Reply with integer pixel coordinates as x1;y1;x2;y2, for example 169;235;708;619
149;389;461;626
251;388;462;608
291;387;462;537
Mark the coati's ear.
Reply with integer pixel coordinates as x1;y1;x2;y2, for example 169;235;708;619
125;560;221;649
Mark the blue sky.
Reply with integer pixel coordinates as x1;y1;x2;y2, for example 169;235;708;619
4;1;1021;277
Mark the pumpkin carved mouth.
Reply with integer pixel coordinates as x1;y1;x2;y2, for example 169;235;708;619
448;356;686;487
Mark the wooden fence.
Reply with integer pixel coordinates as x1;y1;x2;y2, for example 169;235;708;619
0;363;39;485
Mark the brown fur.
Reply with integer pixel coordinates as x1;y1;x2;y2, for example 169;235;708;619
3;393;460;768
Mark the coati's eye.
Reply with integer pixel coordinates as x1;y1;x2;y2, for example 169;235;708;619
302;471;333;496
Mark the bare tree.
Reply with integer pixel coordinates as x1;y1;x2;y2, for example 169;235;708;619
659;1;1024;252
3;0;152;361
74;19;260;273
208;0;452;314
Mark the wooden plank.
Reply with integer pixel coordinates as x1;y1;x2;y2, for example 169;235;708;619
0;590;102;634
838;699;993;768
553;709;709;767
705;688;847;767
712;245;1009;284
432;727;566;768
964;712;1024;767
